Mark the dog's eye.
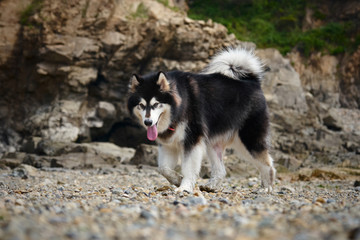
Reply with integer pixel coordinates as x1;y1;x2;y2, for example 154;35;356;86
139;103;145;110
152;103;159;108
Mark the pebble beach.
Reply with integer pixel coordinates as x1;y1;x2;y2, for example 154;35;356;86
1;164;359;240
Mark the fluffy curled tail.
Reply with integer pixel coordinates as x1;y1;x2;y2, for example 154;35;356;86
202;47;265;81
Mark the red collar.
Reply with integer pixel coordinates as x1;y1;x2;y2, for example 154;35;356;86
168;126;175;131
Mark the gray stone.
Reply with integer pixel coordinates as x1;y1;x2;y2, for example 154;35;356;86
101;31;126;48
97;101;116;119
26;142;135;169
257;48;308;113
0;158;22;169
322;108;360;134
11;164;38;179
129;144;158;166
218;198;231;205
65;67;98;91
185;196;208;206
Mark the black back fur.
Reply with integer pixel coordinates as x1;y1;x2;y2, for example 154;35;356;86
128;71;269;154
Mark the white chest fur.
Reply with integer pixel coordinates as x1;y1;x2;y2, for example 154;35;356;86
157;122;187;148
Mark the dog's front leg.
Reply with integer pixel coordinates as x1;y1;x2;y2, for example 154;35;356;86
158;145;182;187
176;142;204;193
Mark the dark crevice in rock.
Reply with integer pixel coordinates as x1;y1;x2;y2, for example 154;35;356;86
108;118;156;148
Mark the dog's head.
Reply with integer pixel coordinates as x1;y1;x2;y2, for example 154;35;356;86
127;72;174;141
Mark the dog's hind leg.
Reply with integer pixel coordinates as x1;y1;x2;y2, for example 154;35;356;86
253;150;276;191
176;141;205;193
158;145;182;187
231;136;276;192
253;150;276;192
201;144;226;190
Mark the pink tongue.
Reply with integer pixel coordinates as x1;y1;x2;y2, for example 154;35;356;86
147;125;158;141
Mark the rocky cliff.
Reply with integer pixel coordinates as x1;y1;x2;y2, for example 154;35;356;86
0;0;359;169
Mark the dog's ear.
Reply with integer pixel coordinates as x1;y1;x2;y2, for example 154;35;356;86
129;74;142;93
157;72;170;92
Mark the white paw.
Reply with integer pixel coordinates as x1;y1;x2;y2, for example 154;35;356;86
259;165;276;193
260;179;274;193
265;186;273;193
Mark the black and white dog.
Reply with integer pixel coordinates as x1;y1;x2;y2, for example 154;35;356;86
128;47;275;193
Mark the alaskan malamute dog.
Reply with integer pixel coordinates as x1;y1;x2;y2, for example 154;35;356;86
128;48;275;193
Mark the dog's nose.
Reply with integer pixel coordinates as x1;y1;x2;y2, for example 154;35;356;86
144;119;153;126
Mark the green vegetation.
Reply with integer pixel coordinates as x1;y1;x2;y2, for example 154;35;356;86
156;0;180;12
157;0;170;7
20;0;43;26
82;0;90;18
130;3;148;19
188;0;359;56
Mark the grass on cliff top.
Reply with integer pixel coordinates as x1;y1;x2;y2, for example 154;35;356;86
156;0;181;12
130;3;149;19
188;0;359;56
20;0;43;26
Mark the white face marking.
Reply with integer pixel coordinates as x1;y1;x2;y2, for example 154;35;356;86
143;98;163;127
133;97;171;132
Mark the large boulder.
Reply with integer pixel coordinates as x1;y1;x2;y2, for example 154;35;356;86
288;51;340;107
339;46;360;108
2;141;135;169
257;48;308;113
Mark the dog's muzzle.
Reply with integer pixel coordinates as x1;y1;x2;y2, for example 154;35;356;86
144;119;153;126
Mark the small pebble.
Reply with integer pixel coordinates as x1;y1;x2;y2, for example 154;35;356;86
156;186;172;192
242;199;253;205
15;198;25;206
218;198;231;205
49;217;68;224
234;216;249;226
316;197;326;204
175;204;189;216
354;180;360;187
0;190;8;197
111;188;123;195
185;196;207;206
140;210;155;219
65;231;78;239
281;186;295;193
209;203;221;209
254;197;270;203
248;181;257;187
